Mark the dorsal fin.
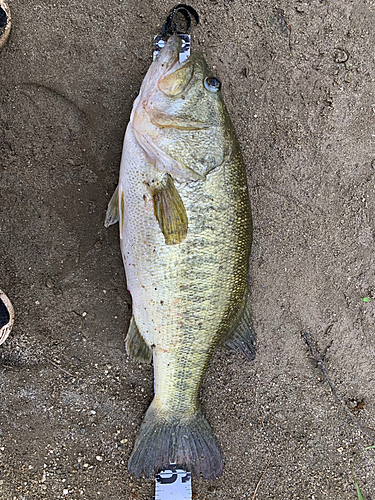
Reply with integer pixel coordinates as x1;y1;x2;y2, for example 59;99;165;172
222;285;256;360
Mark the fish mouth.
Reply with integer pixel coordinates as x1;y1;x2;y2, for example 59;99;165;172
133;37;208;131
136;35;184;104
154;34;198;83
130;35;186;127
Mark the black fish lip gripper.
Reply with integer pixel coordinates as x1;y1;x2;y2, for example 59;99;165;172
153;4;199;63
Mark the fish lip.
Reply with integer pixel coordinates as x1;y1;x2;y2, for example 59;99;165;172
154;34;199;77
157;34;181;67
156;51;200;92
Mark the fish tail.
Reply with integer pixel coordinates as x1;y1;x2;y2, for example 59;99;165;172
128;401;223;479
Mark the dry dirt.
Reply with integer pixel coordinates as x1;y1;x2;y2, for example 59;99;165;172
1;0;375;499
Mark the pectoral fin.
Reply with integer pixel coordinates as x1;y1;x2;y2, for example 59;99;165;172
126;316;152;364
147;174;188;245
104;185;120;227
222;285;256;360
105;185;125;240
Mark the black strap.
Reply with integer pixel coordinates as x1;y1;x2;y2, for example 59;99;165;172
162;4;199;37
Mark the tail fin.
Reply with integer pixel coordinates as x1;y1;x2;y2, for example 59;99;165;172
128;402;222;480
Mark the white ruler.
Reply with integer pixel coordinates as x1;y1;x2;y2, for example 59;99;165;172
155;465;192;500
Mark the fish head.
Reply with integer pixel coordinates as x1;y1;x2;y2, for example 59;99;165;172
131;35;233;181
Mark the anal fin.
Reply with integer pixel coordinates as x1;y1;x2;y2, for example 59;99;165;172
223;286;256;360
126;316;152;363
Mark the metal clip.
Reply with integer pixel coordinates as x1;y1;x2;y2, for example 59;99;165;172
153;33;191;62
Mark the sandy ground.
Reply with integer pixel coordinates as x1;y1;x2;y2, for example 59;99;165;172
1;0;375;498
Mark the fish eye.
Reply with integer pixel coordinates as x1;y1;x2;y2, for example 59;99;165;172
204;76;221;92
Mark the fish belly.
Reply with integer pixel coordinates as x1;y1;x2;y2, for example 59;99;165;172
120;124;251;416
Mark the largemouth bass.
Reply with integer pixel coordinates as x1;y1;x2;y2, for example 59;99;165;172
105;34;256;480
